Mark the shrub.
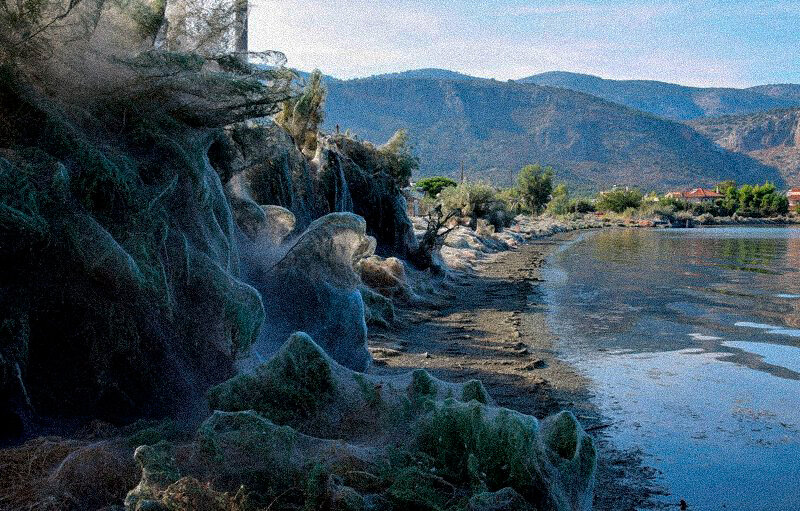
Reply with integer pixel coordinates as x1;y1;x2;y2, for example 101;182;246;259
596;188;642;213
568;198;595;214
439;182;497;220
438;182;512;230
658;196;689;212
495;187;525;214
416;176;457;198
545;183;570;216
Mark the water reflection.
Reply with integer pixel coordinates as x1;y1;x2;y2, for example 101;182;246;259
543;227;800;510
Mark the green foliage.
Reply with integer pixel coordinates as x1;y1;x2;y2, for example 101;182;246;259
436;181;515;230
439;182;497;219
715;181;788;217
716;180;738;194
124;419;189;448
658;195;690;212
416;176;457;197
387;467;459;511
410;369;437;401
353;373;383;408
461;380;488;405
567;198;595;214
130;0;167;39
379;129;419;187
207;333;335;425
275;69;326;154
495;186;525;214
545;183;570;216
596;188;643;213
415;400;545;501
516;164;554;214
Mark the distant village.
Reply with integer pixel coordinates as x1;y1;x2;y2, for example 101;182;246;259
668;186;800;207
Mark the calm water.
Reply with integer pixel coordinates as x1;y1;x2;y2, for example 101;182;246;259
542;227;800;510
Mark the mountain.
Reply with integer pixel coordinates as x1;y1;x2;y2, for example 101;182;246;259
369;68;479;81
519;71;800;120
749;84;800;103
323;76;783;190
690;108;800;185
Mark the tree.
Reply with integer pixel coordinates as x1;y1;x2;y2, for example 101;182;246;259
275;69;326;155
416;176;457;197
545;183;570;216
379;129;419;187
596;188;643;213
716;180;737;194
410;204;458;271
516;164;553;214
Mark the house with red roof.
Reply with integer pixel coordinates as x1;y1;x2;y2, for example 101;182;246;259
788;187;800;208
666;188;723;203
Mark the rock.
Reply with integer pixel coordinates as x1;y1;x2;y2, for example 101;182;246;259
369;347;403;358
520;359;547;371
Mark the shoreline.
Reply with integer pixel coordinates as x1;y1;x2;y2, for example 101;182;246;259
370;229;660;510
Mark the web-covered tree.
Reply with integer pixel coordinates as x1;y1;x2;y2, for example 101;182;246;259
276;69;326;155
379;128;419;187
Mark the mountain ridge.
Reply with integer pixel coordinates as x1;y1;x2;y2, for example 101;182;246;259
519;71;800;120
322;75;784;191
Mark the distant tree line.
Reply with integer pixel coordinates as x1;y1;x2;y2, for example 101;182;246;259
661;181;789;218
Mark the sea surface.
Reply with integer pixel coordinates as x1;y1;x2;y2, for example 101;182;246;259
541;227;800;510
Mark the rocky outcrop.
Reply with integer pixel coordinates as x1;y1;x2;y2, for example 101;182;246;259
126;333;597;511
691;108;800;184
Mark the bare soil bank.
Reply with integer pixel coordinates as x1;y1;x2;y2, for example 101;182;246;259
369;234;664;510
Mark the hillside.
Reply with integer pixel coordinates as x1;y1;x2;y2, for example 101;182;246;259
520;71;800;120
690;108;800;185
750;84;800;102
323;76;783;190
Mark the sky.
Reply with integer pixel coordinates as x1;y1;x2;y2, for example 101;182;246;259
249;0;800;88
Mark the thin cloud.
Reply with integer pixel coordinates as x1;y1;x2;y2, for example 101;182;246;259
249;0;797;87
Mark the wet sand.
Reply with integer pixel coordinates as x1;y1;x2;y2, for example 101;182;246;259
369;234;661;510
